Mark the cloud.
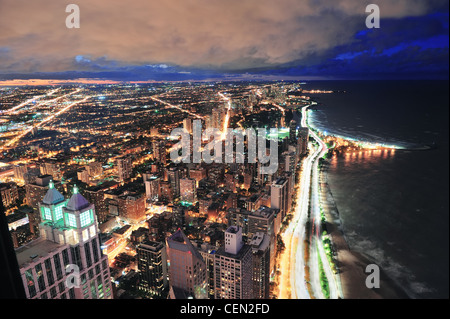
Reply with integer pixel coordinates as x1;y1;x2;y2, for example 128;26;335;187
0;0;447;76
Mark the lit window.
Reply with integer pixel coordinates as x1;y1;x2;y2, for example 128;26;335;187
55;205;63;221
80;210;93;227
67;214;77;228
43;207;52;221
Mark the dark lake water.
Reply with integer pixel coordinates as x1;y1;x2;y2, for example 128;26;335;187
305;80;449;298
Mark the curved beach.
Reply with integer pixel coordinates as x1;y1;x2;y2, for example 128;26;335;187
320;162;409;299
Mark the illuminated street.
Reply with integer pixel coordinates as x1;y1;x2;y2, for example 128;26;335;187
278;102;342;299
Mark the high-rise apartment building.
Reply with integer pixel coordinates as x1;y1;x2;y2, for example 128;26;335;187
168;167;180;199
137;240;168;298
214;226;253;299
250;232;270;299
116;156;133;182
227;208;250;238
40;161;63;181
84;186;109;224
248;206;279;274
152;140;167;165
166;229;207;299
195;242;217;299
15;184;112;299
25;175;63;234
271;177;289;219
77;169;90;185
0;182;19;208
297;127;309;155
144;175;160;202
86;162;103;178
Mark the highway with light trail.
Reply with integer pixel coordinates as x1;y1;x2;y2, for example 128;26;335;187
278;101;342;299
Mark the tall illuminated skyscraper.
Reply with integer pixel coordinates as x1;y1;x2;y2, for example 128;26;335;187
137;240;168;298
168;167;180;199
144;175;160;202
270;177;289;219
15;183;112;299
250;232;270;299
166;229;207;299
214;226;253;299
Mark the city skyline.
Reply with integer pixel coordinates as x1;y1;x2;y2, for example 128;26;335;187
0;0;448;305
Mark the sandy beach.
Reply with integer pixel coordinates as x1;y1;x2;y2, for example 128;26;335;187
320;164;410;299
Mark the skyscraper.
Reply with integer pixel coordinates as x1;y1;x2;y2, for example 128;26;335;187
0;182;19;208
271;177;289;219
25;175;63;235
248;206;279;275
15;184;112;299
166;229;207;299
227;208;250;238
250;232;271;299
297;127;309;155
289;119;297;144
214;226;253;299
168;167;180;199
211;108;222;130
172;206;186;231
152;140;167;165
116;156;133;182
84;186;109;224
195;242;217;299
144;175;160;202
13;164;28;183
137;240;168;298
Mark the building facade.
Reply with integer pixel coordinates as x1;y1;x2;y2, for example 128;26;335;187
137;240;168;298
214;226;253;299
15;183;112;299
166;229;207;299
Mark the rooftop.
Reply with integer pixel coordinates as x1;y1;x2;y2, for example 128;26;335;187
216;244;251;260
113;224;132;235
250;232;270;251
166;229;204;261
42;181;65;205
226;225;240;234
66;186;90;211
137;240;165;252
15;238;66;268
274;178;287;186
250;206;275;219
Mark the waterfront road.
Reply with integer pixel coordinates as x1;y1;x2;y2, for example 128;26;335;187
278;101;342;299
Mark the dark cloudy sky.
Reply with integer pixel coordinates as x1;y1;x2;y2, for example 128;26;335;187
0;0;448;81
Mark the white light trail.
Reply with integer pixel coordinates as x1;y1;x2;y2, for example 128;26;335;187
0;88;61;114
150;95;203;120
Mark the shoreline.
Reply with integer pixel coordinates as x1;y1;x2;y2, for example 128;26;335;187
320;160;410;299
